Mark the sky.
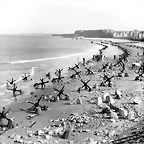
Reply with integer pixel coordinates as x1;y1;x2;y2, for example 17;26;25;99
0;0;144;34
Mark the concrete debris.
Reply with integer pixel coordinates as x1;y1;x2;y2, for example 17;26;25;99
127;111;135;120
96;97;102;106
108;130;115;137
76;97;82;104
133;97;142;104
105;95;115;105
119;108;128;118
102;92;110;101
67;113;89;126
115;90;122;99
110;111;119;120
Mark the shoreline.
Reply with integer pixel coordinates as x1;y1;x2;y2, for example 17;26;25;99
1;39;142;144
0;43;106;109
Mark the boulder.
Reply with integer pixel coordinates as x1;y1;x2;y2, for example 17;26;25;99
96;97;102;106
110;111;118;120
127;111;135;120
119;108;128;118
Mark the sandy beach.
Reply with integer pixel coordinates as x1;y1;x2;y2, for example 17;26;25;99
1;39;144;144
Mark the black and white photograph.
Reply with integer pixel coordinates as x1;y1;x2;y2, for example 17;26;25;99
0;0;144;143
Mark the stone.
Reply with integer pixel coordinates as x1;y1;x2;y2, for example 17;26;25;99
119;108;128;118
96;97;102;106
110;111;118;120
133;97;142;104
127;111;135;120
115;90;122;99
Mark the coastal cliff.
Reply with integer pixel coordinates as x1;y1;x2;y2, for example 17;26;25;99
52;29;144;41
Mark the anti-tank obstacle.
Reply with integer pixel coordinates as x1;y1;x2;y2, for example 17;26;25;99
33;78;49;89
7;83;22;96
85;66;94;75
53;86;69;100
51;69;64;83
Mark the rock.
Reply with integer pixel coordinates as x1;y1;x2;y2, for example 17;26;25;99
127;111;135;120
102;92;110;101
115;90;122;99
76;97;82;104
35;106;42;115
133;97;142;104
110;111;118;120
119;108;128;118
96;97;102;106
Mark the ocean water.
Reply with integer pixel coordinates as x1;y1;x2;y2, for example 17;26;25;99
0;35;103;108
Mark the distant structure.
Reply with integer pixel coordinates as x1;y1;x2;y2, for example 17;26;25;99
113;30;144;41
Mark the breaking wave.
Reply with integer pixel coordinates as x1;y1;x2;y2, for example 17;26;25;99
10;52;85;64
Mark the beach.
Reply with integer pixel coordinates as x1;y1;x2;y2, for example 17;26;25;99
0;37;144;144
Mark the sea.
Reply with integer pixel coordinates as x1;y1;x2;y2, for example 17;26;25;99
0;35;103;109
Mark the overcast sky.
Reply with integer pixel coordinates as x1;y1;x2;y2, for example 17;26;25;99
0;0;144;34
